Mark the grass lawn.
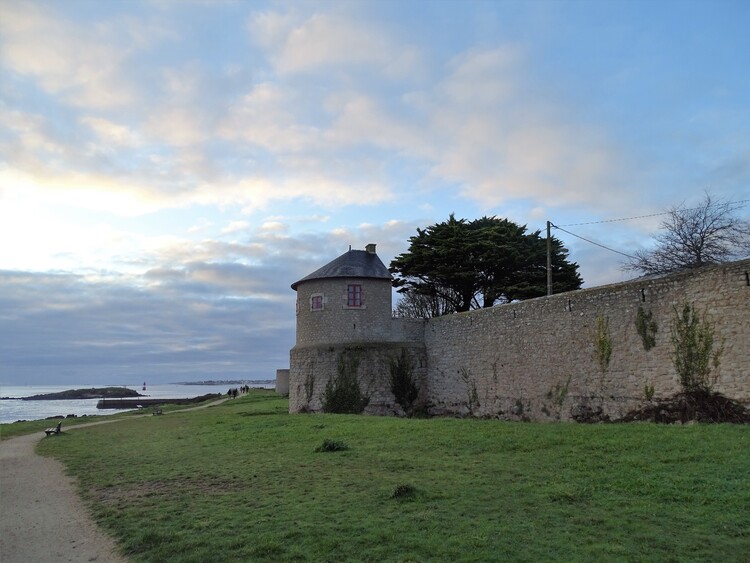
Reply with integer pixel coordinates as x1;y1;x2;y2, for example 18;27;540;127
1;411;140;440
37;390;749;562
0;402;205;441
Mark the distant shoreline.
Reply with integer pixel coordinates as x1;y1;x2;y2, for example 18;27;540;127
174;380;275;385
0;382;274;424
1;387;144;401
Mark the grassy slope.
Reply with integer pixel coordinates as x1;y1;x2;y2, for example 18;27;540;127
37;391;749;562
1;403;195;440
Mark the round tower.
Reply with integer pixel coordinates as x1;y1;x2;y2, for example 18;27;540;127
289;244;426;415
291;244;393;346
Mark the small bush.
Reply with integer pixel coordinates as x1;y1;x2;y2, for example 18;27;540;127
315;439;349;453
322;351;369;414
389;349;419;416
635;306;658;350
670;302;723;392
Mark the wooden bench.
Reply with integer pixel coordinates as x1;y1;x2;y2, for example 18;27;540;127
44;421;62;436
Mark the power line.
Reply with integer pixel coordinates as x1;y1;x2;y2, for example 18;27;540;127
550;223;637;260
546;197;749;273
557;198;750;227
558;211;671;227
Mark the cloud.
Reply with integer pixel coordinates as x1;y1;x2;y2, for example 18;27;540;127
260;221;287;233
249;10;422;78
0;258;298;385
0;221;422;385
218;82;320;152
421;48;628;211
0;269;294;384
439;47;522;107
221;221;251;235
1;3;630;224
231;174;395;213
80;117;141;148
0;2;142;108
145;107;209;148
324;93;430;159
239;17;634;217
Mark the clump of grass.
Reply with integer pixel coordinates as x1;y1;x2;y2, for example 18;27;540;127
315;439;349;452
391;483;417;499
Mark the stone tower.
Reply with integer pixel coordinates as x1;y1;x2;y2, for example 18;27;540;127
290;244;393;346
288;244;427;413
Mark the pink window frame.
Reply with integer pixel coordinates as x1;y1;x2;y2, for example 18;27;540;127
346;284;362;307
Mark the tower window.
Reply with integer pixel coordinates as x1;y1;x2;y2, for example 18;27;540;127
347;284;362;307
310;294;324;311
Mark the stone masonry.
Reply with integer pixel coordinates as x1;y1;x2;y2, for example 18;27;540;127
290;250;749;421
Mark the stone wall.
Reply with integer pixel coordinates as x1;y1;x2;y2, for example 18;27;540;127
289;259;750;421
275;369;289;396
289;342;427;415
424;259;750;420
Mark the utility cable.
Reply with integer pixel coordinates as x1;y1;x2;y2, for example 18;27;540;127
558;211;672;227
550;223;637;260
558;198;750;227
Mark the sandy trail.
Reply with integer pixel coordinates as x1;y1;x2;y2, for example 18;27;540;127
0;398;228;562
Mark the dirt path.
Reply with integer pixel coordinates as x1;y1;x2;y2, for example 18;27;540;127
0;398;229;562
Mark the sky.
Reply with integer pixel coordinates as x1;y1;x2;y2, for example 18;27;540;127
1;0;749;386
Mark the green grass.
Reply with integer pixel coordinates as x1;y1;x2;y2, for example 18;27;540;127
0;399;219;440
0;410;140;440
37;390;749;562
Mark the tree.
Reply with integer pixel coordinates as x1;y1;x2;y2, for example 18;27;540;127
390;215;482;314
625;193;750;275
390;215;582;315
393;290;456;318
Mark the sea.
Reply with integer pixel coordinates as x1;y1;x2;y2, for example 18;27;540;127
0;382;275;424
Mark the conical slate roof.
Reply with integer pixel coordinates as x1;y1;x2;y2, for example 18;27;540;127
291;247;391;290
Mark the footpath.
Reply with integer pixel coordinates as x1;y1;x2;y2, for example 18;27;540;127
0;398;228;562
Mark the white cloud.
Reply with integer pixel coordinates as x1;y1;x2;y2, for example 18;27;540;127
0;2;139;108
234;174;394;214
221;221;251;235
439;47;522;107
0;108;64;158
81;117;141;147
260;221;287;233
218;82;320;152
0;183;155;273
0;167;167;216
432;118;625;209
248;10;422;78
324;93;430;158
188;218;214;234
145;106;208;147
391;47;631;212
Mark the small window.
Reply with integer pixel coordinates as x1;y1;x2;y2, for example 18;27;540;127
347;284;362;307
310;294;324;311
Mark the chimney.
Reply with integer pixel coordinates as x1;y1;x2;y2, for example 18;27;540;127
365;243;377;254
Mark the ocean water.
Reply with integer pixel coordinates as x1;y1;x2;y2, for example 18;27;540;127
0;382;274;424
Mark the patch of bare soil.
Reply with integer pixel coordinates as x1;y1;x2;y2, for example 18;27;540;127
618;389;750;424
